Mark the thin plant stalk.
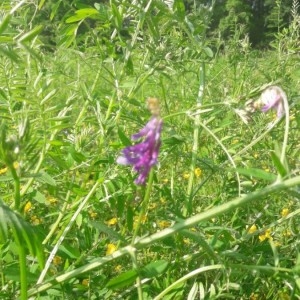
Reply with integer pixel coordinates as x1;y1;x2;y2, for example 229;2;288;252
184;62;205;216
18;240;27;300
9;163;20;212
280;89;289;164
130;169;155;300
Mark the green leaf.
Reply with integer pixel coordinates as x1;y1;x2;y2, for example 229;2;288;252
68;146;86;163
204;46;214;58
106;269;138;289
38;170;57;186
270;151;288;178
173;0;186;20
59;244;80;259
65;8;100;23
0;46;19;62
89;221;126;242
0;200;44;269
141;260;169;278
18;25;43;43
237;168;276;181
117;127;131;146
111;3;122;30
0;14;11;35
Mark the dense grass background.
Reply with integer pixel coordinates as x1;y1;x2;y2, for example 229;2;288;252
0;0;299;299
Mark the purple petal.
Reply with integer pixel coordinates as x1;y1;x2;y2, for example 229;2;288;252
117;117;163;185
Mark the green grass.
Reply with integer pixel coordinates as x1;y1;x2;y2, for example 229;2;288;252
0;1;300;299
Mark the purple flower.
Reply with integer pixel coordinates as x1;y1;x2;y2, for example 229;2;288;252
117;116;163;185
260;86;286;118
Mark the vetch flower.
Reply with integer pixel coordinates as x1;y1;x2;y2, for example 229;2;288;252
260;86;287;118
117;98;162;185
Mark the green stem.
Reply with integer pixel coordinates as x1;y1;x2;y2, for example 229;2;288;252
130;169;154;300
184;62;205;217
42;191;70;245
19;239;27;300
131;169;154;245
10;163;20;212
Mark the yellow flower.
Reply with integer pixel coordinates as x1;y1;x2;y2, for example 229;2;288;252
105;217;118;226
259;228;273;242
30;215;42;225
82;279;89;286
248;224;257;234
194;168;202;178
53;256;63;266
160;197;166;204
148;202;158;210
183;172;190;179
274;240;281;247
183;238;190;245
162;178;169;184
13;162;19;169
106;243;117;255
24;201;32;214
281;208;289;218
133;215;147;229
0;167;8;175
157;220;171;229
89;211;98;219
48;197;58;205
115;265;122;273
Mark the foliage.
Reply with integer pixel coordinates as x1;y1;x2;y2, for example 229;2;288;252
0;0;300;299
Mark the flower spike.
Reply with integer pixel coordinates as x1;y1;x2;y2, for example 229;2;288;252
117;98;163;185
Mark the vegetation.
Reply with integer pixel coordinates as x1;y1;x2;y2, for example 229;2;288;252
0;0;299;299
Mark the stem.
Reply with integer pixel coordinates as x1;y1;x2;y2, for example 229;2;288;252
130;169;154;300
184;62;205;217
42;191;70;245
10;163;20;212
280;90;289;164
131;169;154;245
19;239;27;300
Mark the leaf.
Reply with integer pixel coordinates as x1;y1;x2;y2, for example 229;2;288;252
237;168;276;181
18;25;43;43
117;127;131;146
65;8;100;23
204;46;214;58
38;170;57;186
111;3;122;30
140;260;169;278
89;221;126;242
106;269;138;289
0;200;44;269
67;146;86;163
59;244;80;259
40;89;57;105
0;14;11;35
173;0;186;21
270;151;288;178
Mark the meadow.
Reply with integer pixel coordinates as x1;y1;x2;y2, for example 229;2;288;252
0;1;300;299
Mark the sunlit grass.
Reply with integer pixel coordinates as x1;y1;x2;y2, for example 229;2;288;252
0;1;300;299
